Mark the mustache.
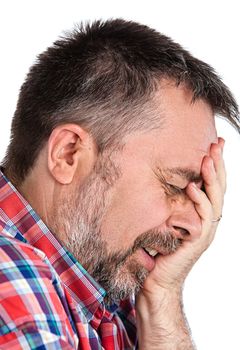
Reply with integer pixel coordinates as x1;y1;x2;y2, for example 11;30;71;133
133;229;182;254
114;229;182;267
92;229;182;286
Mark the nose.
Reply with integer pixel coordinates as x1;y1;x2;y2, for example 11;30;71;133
166;196;202;240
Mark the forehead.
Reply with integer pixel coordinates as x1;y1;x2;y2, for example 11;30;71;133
155;82;216;151
123;82;217;175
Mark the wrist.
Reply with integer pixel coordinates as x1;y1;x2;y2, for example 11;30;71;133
137;285;182;313
136;288;194;349
136;287;183;330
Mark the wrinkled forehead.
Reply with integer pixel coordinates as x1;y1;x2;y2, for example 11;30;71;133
151;84;217;172
120;82;217;174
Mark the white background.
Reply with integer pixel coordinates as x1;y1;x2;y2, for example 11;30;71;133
0;1;239;349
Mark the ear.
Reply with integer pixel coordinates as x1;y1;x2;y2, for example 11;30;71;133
47;124;97;184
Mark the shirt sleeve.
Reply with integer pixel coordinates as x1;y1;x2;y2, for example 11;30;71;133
0;236;77;349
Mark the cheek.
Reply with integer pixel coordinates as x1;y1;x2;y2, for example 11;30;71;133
128;192;171;232
100;185;172;250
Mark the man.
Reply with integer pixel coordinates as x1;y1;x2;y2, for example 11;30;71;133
0;18;239;349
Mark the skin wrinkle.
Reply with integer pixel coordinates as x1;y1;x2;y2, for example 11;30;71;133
1;20;238;350
15;85;220;331
165;168;203;184
53;151;182;305
3;20;239;185
44;84;217;308
153;164;204;198
48;140;187;305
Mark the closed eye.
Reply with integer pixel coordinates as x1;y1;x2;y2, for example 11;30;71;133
153;169;186;197
166;183;185;196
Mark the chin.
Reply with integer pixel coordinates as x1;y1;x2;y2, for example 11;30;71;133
101;261;149;305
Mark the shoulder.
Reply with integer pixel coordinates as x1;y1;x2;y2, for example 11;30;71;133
0;231;60;310
0;230;53;280
0;230;76;345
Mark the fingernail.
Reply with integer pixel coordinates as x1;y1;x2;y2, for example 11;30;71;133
219;137;225;152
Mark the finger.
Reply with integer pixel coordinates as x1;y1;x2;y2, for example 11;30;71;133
218;137;225;151
201;156;224;217
186;183;217;247
209;139;226;192
186;182;213;222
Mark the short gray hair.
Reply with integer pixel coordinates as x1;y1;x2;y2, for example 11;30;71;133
3;19;239;185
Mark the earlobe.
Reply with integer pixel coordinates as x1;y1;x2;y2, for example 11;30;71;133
47;124;95;185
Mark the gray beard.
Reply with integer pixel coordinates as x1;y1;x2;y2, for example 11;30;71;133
50;155;181;305
64;223;181;306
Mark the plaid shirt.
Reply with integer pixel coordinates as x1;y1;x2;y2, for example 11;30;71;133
0;170;137;349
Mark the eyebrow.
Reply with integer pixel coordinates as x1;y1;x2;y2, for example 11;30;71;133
164;167;203;183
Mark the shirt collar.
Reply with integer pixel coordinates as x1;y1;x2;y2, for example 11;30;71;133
0;170;106;321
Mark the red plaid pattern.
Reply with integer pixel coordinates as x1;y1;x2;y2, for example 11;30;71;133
0;170;137;349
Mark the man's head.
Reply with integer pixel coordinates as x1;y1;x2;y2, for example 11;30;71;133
3;19;239;304
3;19;238;185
